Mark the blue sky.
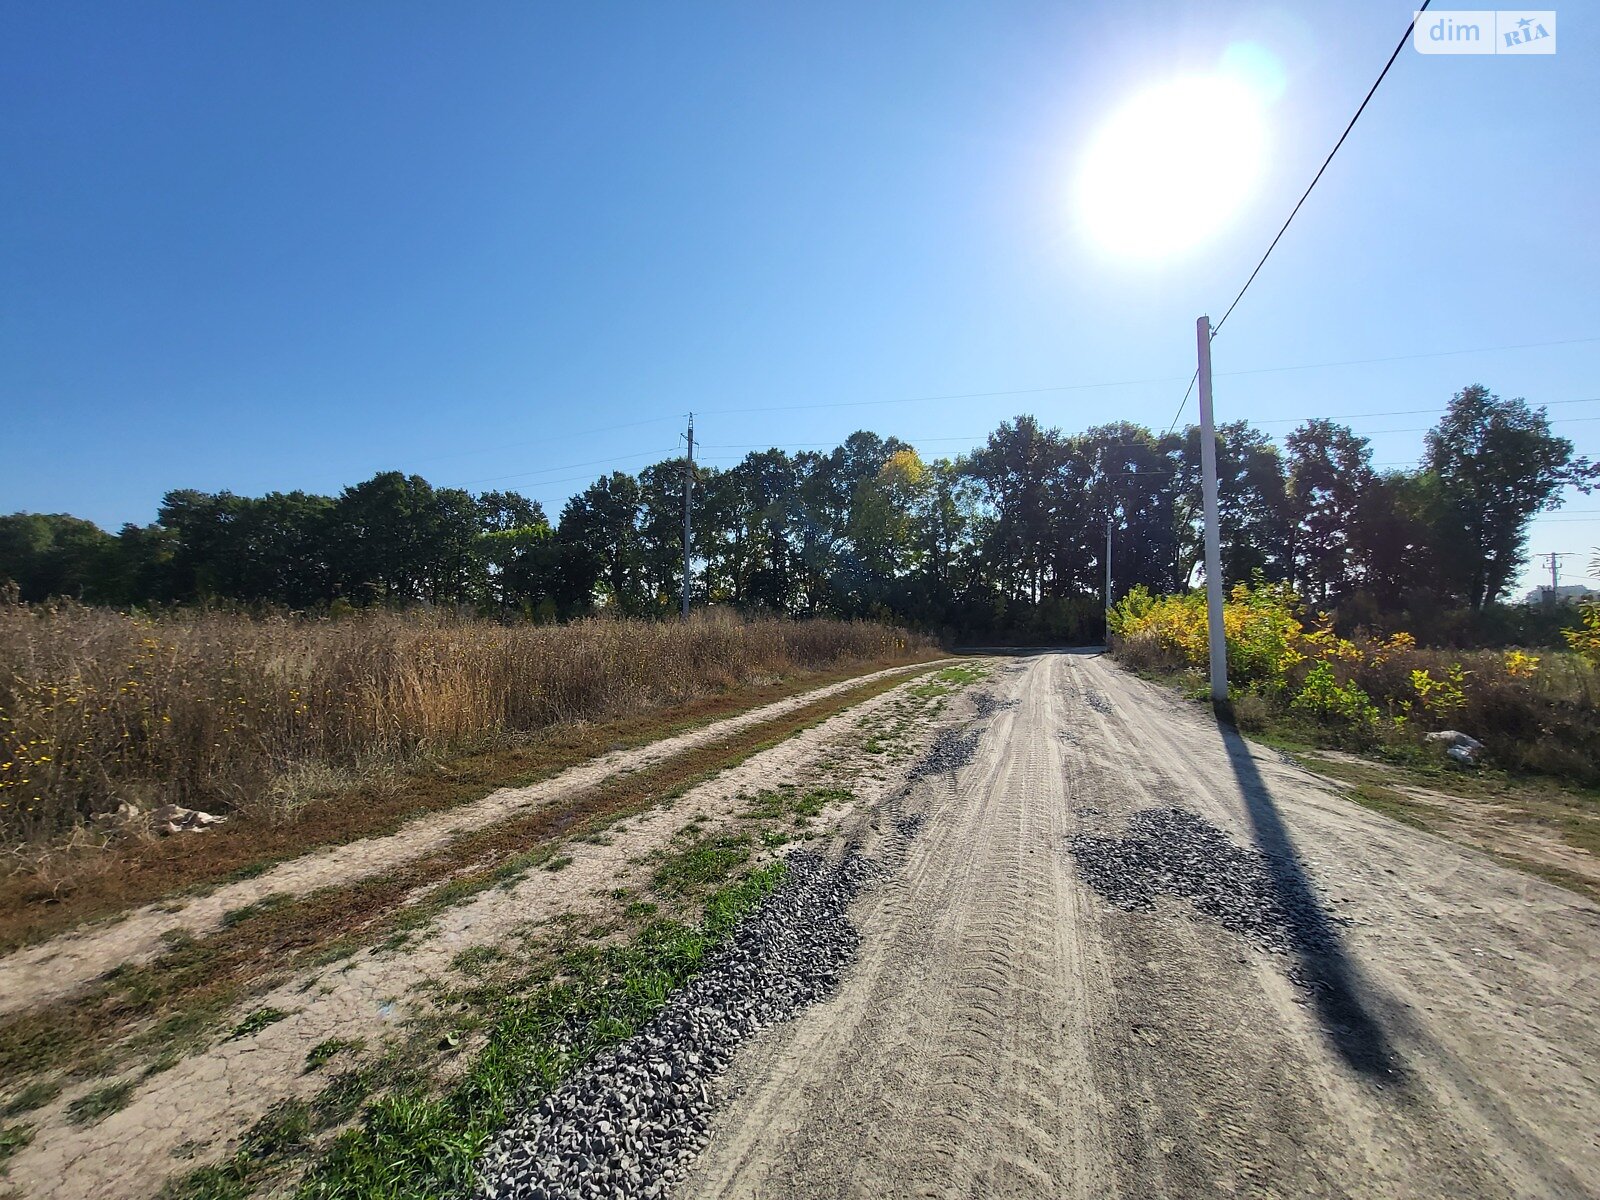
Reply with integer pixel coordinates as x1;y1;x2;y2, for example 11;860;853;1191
4;1;1597;595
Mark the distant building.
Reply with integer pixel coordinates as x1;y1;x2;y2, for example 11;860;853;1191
1523;583;1598;605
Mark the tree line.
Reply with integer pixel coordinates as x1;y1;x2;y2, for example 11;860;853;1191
2;385;1592;641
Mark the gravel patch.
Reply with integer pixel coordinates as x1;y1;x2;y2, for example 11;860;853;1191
971;693;1018;719
475;850;873;1200
908;728;981;780
1082;688;1112;716
1067;808;1334;960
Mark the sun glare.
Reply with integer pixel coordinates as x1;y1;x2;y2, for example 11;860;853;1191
1076;72;1269;260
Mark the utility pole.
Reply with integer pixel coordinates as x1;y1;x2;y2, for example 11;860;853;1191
1104;513;1113;636
1540;551;1574;600
681;413;694;619
1196;315;1227;705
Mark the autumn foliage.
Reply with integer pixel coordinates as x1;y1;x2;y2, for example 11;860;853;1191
1110;581;1600;781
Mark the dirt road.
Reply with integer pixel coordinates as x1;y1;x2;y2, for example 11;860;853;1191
683;651;1600;1199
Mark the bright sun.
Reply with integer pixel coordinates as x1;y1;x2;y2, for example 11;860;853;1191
1076;74;1268;260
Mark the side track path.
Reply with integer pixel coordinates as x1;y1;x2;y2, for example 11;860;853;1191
3;663;961;1200
685;651;1600;1200
0;661;945;1020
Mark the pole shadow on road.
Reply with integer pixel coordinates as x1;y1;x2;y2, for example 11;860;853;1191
1215;716;1402;1082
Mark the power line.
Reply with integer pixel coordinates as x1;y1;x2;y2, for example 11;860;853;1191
1211;0;1432;337
399;332;1599;481
1217;335;1600;379
1162;369;1201;438
459;447;679;487
394;414;679;470
1250;395;1600;424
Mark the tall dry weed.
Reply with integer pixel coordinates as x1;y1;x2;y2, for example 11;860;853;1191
0;602;927;845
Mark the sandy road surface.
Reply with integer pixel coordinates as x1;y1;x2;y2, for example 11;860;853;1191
685;651;1600;1199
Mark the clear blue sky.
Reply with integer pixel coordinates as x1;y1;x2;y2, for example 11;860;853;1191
4;1;1597;595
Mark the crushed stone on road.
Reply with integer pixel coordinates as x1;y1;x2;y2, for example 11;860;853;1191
475;850;875;1200
908;728;981;780
1068;807;1337;962
971;692;1018;719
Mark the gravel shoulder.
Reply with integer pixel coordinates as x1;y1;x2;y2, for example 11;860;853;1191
682;650;1600;1200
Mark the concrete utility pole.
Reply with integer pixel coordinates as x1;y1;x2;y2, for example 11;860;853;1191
1196;316;1227;705
681;414;694;619
1542;551;1574;593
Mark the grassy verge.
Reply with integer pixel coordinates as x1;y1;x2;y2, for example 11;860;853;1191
157;836;787;1200
0;654;942;953
0;663;944;1088
1264;734;1600;904
1121;659;1600;904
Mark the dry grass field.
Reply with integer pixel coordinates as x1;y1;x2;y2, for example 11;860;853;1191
0;603;931;850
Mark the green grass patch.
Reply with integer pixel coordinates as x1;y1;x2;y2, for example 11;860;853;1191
2;1078;60;1117
66;1079;135;1126
650;835;751;895
907;662;987;699
220;893;292;928
293;861;785;1199
449;946;502;975
743;787;853;826
228;1007;289;1041
0;1120;33;1166
305;1038;363;1073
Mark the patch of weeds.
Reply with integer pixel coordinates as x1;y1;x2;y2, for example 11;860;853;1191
2;1078;60;1117
156;1098;316;1200
0;1120;33;1165
66;1079;135;1126
142;1050;182;1079
791;788;852;823
741;787;795;820
450;945;502;974
377;931;412;954
542;856;574;873
310;1069;374;1126
294;862;785;1200
744;787;851;827
623;900;658;920
226;861;272;883
760;829;791;849
1342;783;1442;832
244;1098;313;1158
220;893;292;928
227;1007;289;1041
651;834;751;896
305;1038;363;1073
159;927;197;949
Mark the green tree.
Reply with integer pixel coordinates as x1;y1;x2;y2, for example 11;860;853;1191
966;416;1070;605
331;472;482;605
1349;470;1441;613
0;513;118;601
636;458;691;611
1425;384;1599;610
1177;421;1289;588
555;472;643;613
1284;420;1374;606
